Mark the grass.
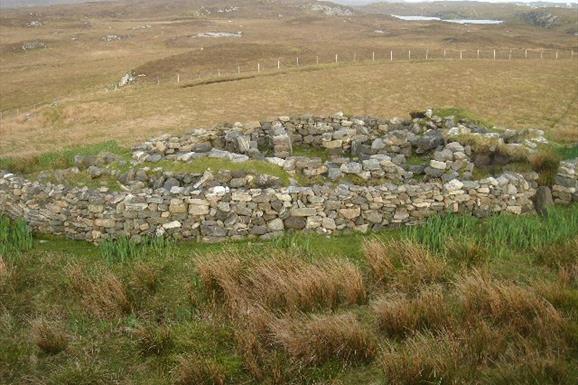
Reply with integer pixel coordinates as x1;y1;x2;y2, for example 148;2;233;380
434;106;495;129
270;313;377;365
0;141;130;175
0;216;33;255
1;205;578;384
556;144;578;160
292;145;333;162
148;158;291;186
2;60;578;159
99;236;175;264
403;205;578;255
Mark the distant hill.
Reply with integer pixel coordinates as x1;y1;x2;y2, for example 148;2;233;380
0;0;113;8
0;0;356;19
360;1;578;33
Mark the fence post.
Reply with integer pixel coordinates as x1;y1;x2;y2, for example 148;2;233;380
390;50;393;61
525;49;528;59
540;49;543;60
277;59;280;70
257;63;260;73
372;51;375;62
335;54;338;64
555;50;559;60
177;73;180;83
296;57;299;66
425;48;429;60
408;49;411;60
157;76;160;85
443;48;446;58
460;50;463;60
493;49;496;61
571;50;574;58
477;49;480;59
217;70;221;77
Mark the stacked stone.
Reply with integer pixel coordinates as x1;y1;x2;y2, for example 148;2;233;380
424;142;474;182
0;170;536;243
553;158;577;204
132;112;547;170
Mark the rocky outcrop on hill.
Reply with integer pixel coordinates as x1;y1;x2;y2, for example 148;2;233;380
521;10;559;28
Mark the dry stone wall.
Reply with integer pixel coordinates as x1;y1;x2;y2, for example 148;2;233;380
0;170;537;243
1;110;576;243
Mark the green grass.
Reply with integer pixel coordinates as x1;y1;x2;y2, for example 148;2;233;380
99;236;176;264
434;107;495;129
2;206;577;385
0;215;33;255
292;145;333;162
0;141;131;175
145;158;291;186
404;205;578;256
555;144;578;160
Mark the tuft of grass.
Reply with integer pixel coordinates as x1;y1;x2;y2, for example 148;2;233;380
270;313;376;366
99;236;175;264
372;286;451;338
0;216;33;255
174;355;227;385
31;318;68;355
67;265;131;319
134;322;174;356
529;147;562;186
196;253;366;313
445;238;490;267
456;271;564;340
381;329;464;385
130;262;160;293
363;238;447;290
534;237;578;271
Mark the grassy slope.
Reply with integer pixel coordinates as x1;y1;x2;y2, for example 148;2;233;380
1;59;577;158
1;206;577;384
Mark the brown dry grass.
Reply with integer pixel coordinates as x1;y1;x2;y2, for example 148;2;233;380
270;312;377;366
196;253;366;313
363;238;447;291
0;256;8;283
174;355;226;385
30;318;69;355
372;285;452;338
66;264;131;319
456;270;565;339
1;1;576;159
1;59;577;157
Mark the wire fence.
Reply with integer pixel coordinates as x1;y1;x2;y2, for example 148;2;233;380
1;47;576;121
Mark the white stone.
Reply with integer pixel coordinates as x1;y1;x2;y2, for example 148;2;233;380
430;160;447;170
163;221;181;229
444;179;464;191
267;218;284;231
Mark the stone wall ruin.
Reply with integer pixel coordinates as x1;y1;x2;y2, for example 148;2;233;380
1;110;576;243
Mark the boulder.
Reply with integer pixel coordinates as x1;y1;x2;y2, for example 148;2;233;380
534;186;554;217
